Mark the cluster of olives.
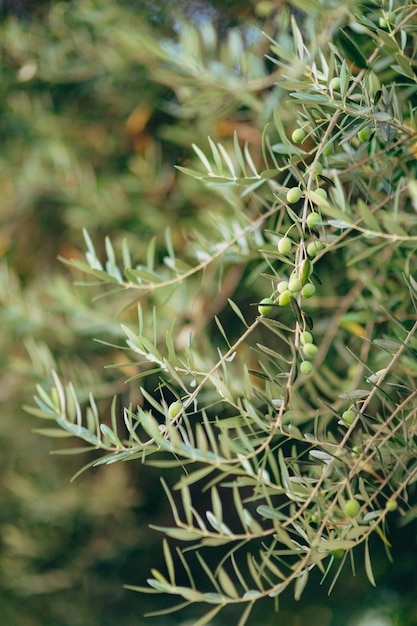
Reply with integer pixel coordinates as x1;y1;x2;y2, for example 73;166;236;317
257;161;329;376
257;250;317;315
291;110;373;172
299;330;318;375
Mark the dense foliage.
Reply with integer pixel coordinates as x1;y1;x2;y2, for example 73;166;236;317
2;0;417;625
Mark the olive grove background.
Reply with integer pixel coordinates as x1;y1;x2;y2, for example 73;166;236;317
1;0;417;625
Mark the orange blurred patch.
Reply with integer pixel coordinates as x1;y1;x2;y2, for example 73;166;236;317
125;105;152;136
0;232;11;257
125;105;157;154
215;119;262;146
58;243;84;262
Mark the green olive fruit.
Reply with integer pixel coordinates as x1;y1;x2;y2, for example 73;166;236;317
288;276;302;292
286;187;302;204
308;162;323;176
307;240;324;257
301;283;316;299
292;128;306;144
277;237;292;255
299;258;313;285
342;410;356;426
386;498;398;512
330;77;341;91
277;280;289;293
300;331;313;345
278;290;292;307
302;342;319;358
358;126;372;142
314;188;327;201
258;297;274;315
351;445;361;457
307;211;321;227
168;401;183;419
379;12;395;28
255;1;274;17
322;144;332;157
300;360;313;375
330;548;344;559
344;498;360;518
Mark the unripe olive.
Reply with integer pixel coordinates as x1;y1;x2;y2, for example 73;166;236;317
309;162;323;176
286;187;302;204
299;258;313;285
301;283;316;299
300;331;313;345
314;188;327;201
300;360;313;375
288;276;302;293
307;211;321;227
277;236;292;255
351;445;361;458
255;1;274;17
330;77;341;91
292;128;306;144
344;498;360;518
330;548;344;559
277;280;289;294
278;290;292;306
379;12;395;28
322;144;332;157
168;401;183;419
386;498;398;512
358;126;371;143
307;240;324;257
258;297;274;316
302;342;318;358
342;410;356;426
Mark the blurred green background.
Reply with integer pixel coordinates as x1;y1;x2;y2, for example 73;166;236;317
1;1;417;624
